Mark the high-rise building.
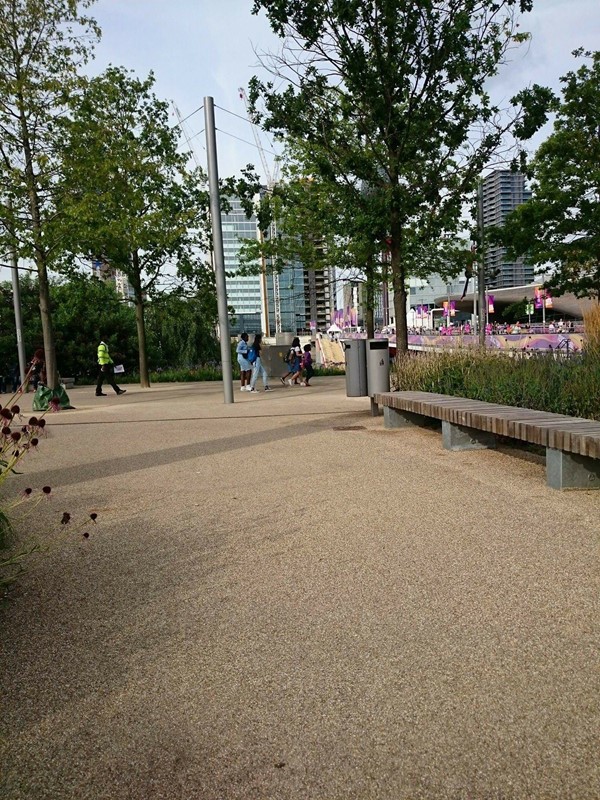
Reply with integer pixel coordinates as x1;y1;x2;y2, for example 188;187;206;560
222;197;263;335
91;259;136;303
479;170;533;289
222;194;335;336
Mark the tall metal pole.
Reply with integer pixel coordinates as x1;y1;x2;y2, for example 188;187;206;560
8;199;27;385
477;180;486;346
204;97;233;404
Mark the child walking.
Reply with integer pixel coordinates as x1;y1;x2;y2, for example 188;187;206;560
300;343;314;386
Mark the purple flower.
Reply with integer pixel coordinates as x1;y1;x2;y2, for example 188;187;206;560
10;431;21;442
90;513;98;522
38;419;46;429
1;426;10;436
28;417;39;426
0;408;12;420
60;512;71;525
82;532;90;539
10;405;20;416
49;397;61;413
42;486;52;495
21;487;33;497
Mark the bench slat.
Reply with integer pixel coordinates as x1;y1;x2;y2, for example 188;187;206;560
374;391;600;457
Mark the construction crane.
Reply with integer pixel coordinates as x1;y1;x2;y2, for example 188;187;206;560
172;102;203;170
239;88;282;333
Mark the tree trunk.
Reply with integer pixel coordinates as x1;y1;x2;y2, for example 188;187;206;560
19;101;59;388
390;213;408;355
131;251;150;388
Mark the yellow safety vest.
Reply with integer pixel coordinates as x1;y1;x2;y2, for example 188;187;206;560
97;342;112;366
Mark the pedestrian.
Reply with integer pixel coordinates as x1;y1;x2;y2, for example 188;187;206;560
247;333;271;392
29;349;46;390
236;332;252;391
96;340;126;397
280;336;302;385
300;343;314;386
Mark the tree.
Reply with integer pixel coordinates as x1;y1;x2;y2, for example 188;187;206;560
0;275;42;373
55;66;211;387
0;275;138;380
499;51;600;299
51;276;138;378
0;0;100;388
250;0;544;353
145;274;220;369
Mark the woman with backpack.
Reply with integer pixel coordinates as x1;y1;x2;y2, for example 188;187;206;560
247;333;272;392
281;337;302;385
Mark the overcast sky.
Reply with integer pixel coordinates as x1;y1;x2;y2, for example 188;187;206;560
90;0;600;181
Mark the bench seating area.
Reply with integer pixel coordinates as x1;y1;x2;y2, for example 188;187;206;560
373;390;600;490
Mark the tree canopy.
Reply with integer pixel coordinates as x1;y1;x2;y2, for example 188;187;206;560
250;0;543;351
499;50;600;299
54;66;210;386
0;0;100;387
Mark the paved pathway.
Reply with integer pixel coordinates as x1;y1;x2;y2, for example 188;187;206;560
1;379;598;799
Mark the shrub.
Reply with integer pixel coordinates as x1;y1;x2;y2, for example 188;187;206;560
392;348;600;420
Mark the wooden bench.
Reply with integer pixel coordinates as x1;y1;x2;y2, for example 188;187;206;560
373;391;600;490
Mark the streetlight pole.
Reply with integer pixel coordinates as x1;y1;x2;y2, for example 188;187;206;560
477;180;486;346
7;198;27;385
204;97;234;404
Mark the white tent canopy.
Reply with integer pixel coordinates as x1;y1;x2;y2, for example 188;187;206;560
327;323;342;333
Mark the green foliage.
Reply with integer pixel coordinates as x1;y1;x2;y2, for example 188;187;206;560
500;51;600;298
250;0;539;352
51;277;138;378
0;275;220;379
145;287;220;369
0;0;101;389
54;66;214;385
393;349;600;420
0;276;138;379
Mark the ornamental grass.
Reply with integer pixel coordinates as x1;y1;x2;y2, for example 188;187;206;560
391;346;600;421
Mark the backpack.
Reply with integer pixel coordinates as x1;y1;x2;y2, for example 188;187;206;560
283;348;293;365
247;347;257;364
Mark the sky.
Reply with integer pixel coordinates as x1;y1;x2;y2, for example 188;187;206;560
2;0;599;285
89;0;600;182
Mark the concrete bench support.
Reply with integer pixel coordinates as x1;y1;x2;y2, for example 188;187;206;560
375;391;600;490
442;421;497;452
384;406;431;429
546;448;600;490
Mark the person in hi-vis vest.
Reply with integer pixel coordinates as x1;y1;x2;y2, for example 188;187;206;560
96;340;126;397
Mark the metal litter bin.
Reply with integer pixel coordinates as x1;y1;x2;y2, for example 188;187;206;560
342;338;367;397
366;339;390;413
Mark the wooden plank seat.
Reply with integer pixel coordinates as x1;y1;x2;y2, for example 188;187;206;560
373;391;600;490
